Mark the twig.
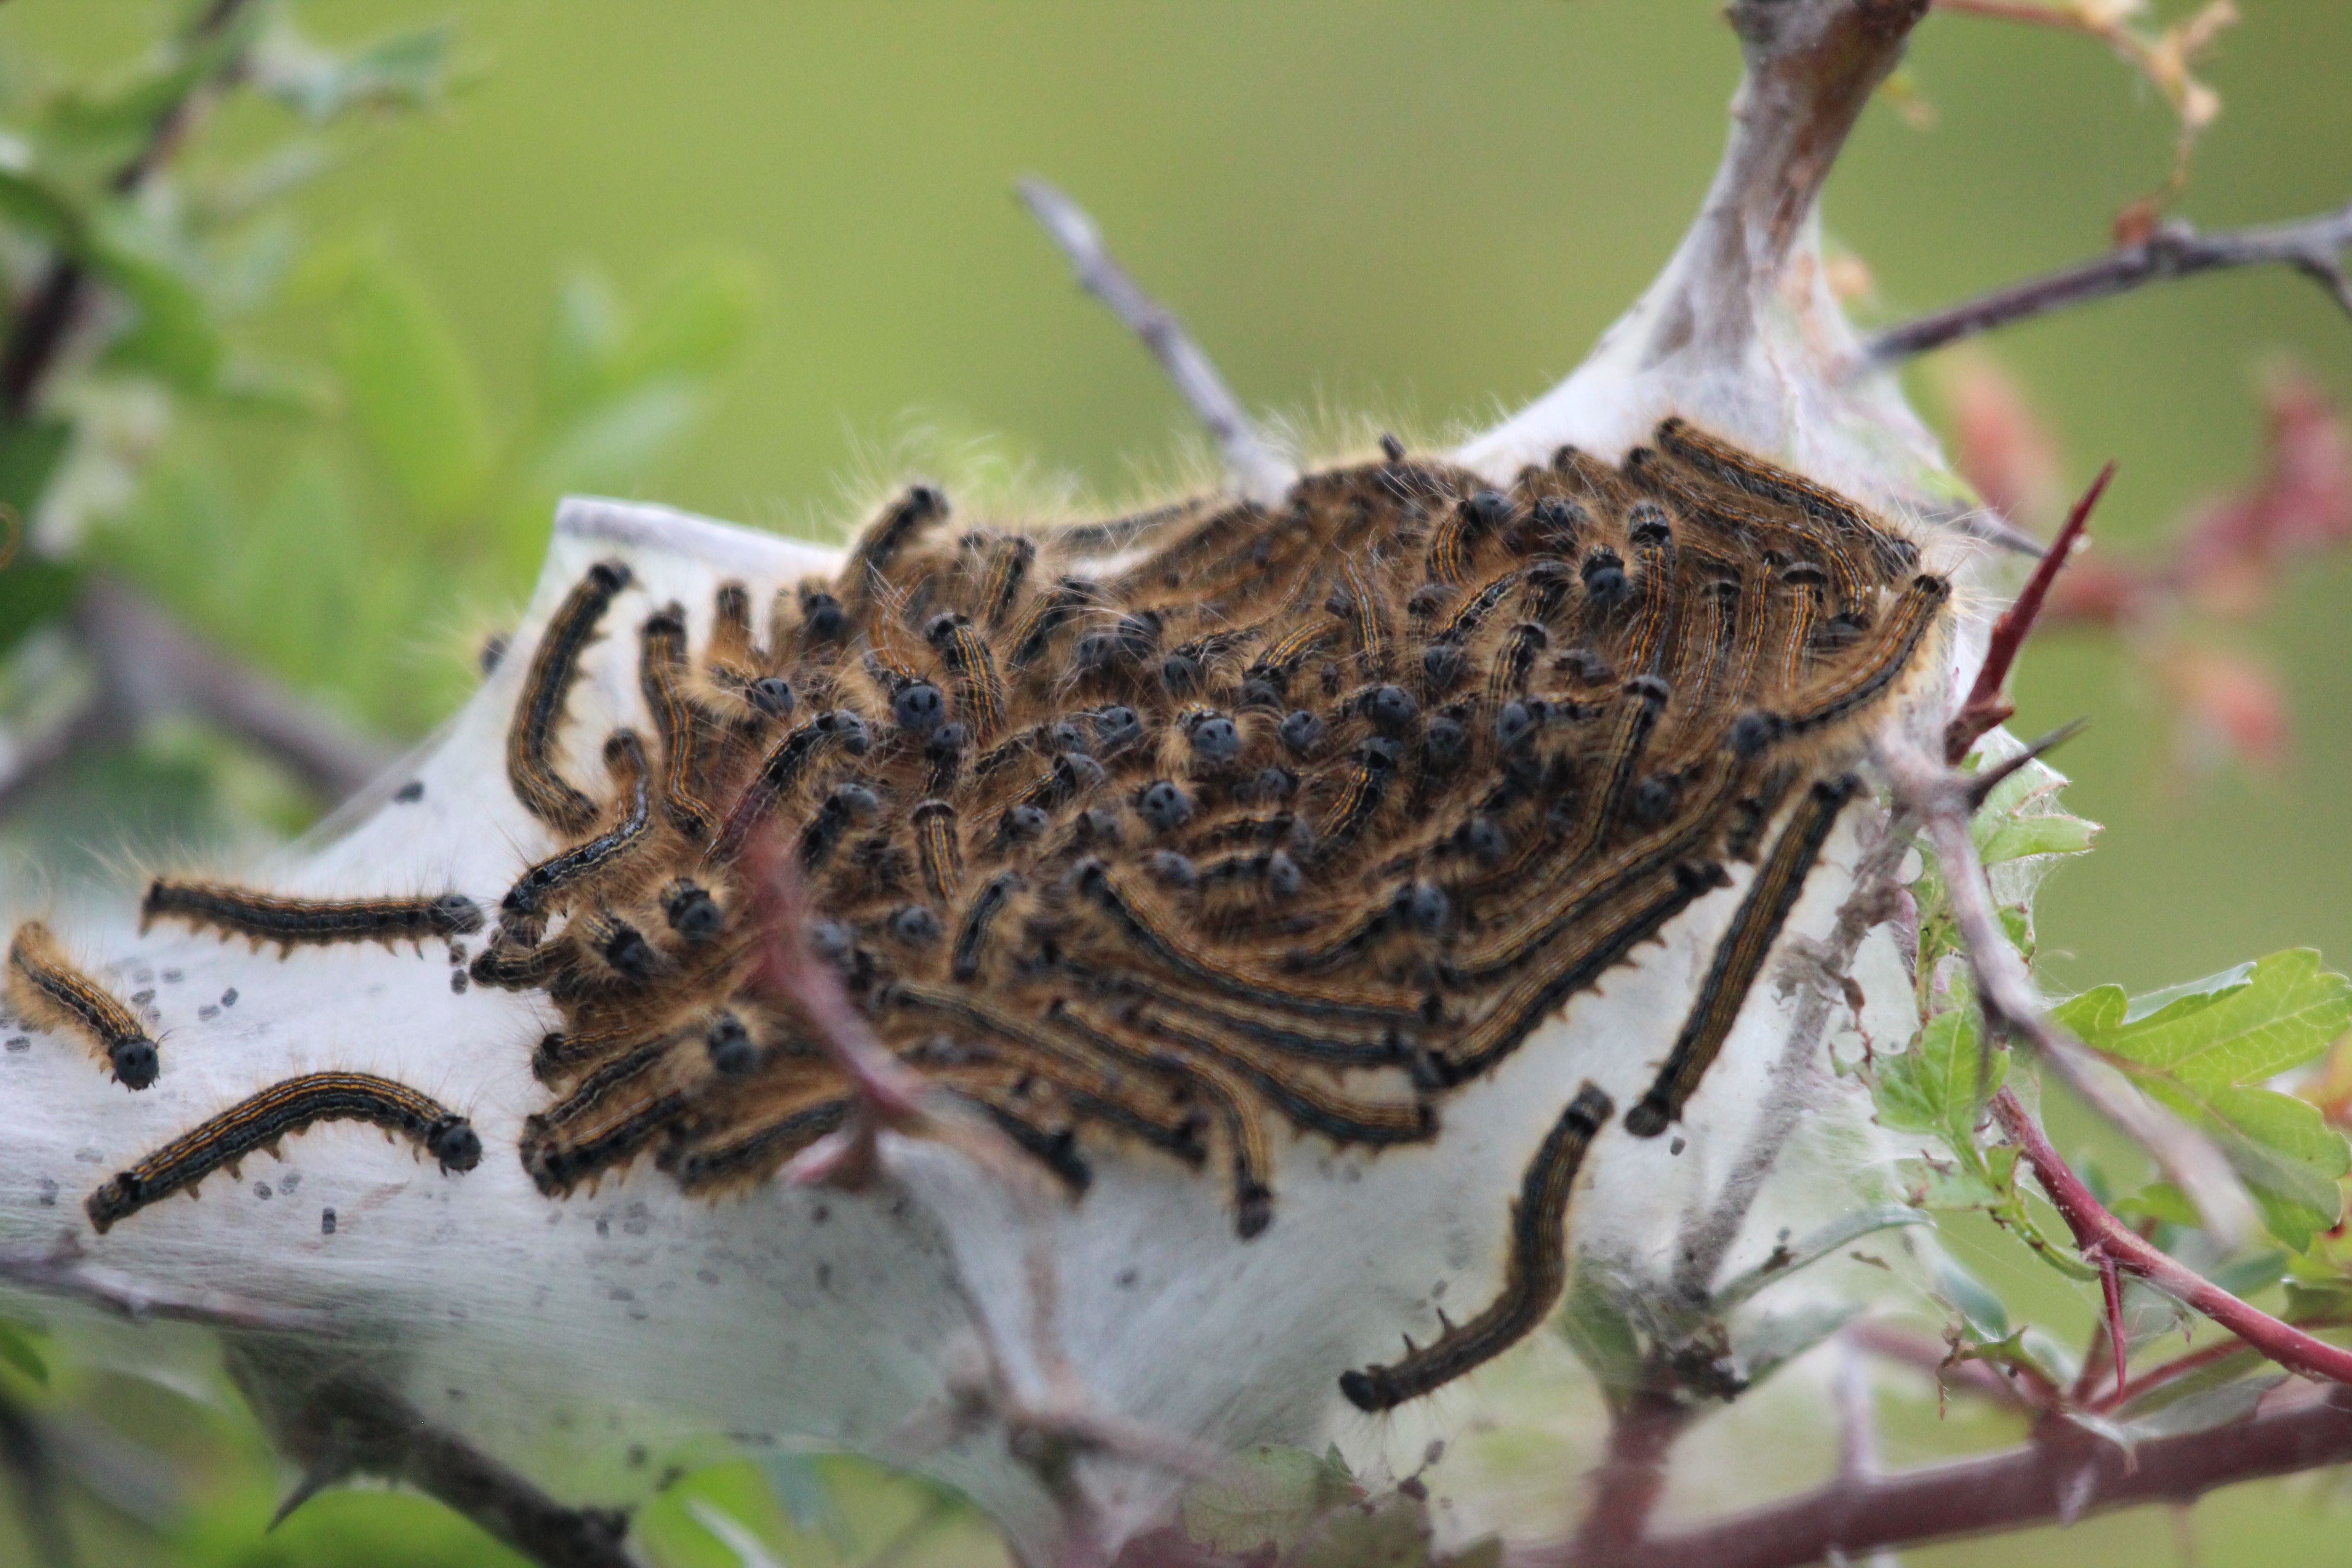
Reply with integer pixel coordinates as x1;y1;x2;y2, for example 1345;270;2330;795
72;575;396;803
1666;0;1935;366
1017;177;1295;505
0;1242;338;1335
1834;1338;1881;1484
1515;1381;2352;1568
1879;735;2259;1244
1563;1387;1694;1564
1669;801;1912;1305
1945;463;2113;762
0;0;259;420
1845;1319;2042;1413
1861;203;2352;369
226;1341;638;1568
740;837;1211;1568
1989;1088;2352;1388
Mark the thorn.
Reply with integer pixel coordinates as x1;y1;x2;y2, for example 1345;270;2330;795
1945;506;2050;559
270;1457;345;1530
1946;461;2115;764
1963;717;2092;813
2098;1248;2130;1401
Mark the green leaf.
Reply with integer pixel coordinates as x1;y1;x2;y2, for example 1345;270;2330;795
1976;811;2097;866
1932;1250;2010;1340
0;167;85;247
1288;1490;1433;1568
1556;1271;1643;1410
2055;951;2352;1249
2283;1280;2352;1326
0;553;80;661
610;254;762;388
333;254;495;526
1875;1008;2005;1153
0;419;72;516
1180;1444;1358;1557
87;212;225;392
0;1320;47;1386
756;1453;853;1555
540;263;627;420
526;380;703;498
253;21;456;122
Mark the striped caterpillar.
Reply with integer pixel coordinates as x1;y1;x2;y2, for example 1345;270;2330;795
78;419;1948;1406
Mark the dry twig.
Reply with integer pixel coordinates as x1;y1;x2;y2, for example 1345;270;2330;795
1862;201;2352;368
1017;178;1295;505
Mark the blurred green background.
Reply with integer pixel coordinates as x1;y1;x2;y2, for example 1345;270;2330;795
0;2;2348;1565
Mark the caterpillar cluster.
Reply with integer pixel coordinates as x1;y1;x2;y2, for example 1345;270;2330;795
38;417;1949;1407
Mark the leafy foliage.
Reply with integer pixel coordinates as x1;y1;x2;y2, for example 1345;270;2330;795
2053;951;2352;1249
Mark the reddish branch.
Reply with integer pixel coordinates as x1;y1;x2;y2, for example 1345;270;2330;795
1945;462;2112;761
1564;1390;1694;1562
1990;1088;2352;1387
1518;1382;2352;1568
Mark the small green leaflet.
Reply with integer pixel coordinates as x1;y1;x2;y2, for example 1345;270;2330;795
1180;1444;1359;1557
1875;1009;2094;1279
1876;1007;2006;1154
2053;950;2352;1250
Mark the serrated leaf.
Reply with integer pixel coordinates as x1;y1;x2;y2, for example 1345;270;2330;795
1875;1008;2004;1154
2055;951;2352;1249
1976;811;2097;865
1179;1444;1358;1557
333;253;494;526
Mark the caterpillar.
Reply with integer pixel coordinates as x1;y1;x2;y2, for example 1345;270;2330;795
8;921;160;1089
141;882;482;955
508;560;632;834
86;1072;480;1233
1339;1082;1612;1409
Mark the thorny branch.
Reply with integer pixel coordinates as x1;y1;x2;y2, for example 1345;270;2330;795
1990;1087;2352;1385
227;1343;639;1568
1861;200;2352;368
1017;178;1296;506
1945;463;2112;761
1523;1382;2352;1568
